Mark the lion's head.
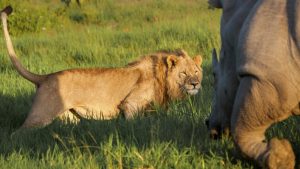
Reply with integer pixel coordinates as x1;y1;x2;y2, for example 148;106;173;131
164;50;203;99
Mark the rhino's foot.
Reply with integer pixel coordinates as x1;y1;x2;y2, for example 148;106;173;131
209;128;220;139
206;119;231;139
222;127;231;138
208;127;231;140
261;138;295;169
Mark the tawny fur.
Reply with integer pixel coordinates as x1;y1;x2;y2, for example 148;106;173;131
207;0;300;168
1;6;203;128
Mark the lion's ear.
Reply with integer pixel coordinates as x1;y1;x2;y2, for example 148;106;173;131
166;55;178;69
193;55;202;67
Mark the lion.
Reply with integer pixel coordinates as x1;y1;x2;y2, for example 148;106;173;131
1;6;203;128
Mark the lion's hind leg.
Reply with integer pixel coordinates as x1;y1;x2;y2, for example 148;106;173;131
20;90;67;129
231;77;295;169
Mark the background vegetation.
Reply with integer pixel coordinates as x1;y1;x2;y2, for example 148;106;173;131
0;0;299;168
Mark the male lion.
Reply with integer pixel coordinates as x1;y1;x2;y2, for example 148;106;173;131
207;0;300;168
1;6;203;128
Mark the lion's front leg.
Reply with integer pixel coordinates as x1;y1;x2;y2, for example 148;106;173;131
119;82;154;119
231;77;295;169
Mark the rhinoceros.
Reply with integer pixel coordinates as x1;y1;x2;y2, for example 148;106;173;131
206;0;300;168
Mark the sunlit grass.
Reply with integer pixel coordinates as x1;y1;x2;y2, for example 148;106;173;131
0;0;299;168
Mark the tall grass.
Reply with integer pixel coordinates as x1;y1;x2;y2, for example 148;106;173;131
0;0;299;168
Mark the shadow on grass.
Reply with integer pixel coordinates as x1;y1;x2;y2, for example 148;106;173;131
0;92;34;131
0;90;256;168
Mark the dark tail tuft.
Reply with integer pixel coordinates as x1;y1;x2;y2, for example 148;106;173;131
1;6;13;16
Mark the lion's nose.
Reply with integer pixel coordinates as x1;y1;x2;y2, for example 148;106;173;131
191;81;199;88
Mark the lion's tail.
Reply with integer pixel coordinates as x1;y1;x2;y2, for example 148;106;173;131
1;6;46;85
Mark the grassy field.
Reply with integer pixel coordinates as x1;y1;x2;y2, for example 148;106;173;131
0;0;299;168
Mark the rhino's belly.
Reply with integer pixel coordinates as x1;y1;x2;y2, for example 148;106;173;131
237;58;300;112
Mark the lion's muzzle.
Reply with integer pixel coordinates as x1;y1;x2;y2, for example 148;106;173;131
185;79;201;95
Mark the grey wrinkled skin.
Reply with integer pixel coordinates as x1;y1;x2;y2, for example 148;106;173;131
206;48;237;138
207;0;300;168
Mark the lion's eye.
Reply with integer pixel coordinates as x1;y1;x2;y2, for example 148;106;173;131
195;70;199;74
180;72;187;78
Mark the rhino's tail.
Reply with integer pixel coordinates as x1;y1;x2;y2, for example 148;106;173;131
1;6;46;85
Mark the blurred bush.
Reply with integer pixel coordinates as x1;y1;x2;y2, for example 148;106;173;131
0;0;67;35
0;0;216;37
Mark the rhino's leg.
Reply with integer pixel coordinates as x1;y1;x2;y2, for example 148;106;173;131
221;113;231;137
206;97;232;139
231;77;295;169
205;114;222;139
206;113;230;139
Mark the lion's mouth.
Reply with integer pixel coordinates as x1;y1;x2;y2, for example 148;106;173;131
186;89;199;95
184;83;201;95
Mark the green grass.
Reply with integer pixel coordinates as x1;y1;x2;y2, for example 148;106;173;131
0;0;299;168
